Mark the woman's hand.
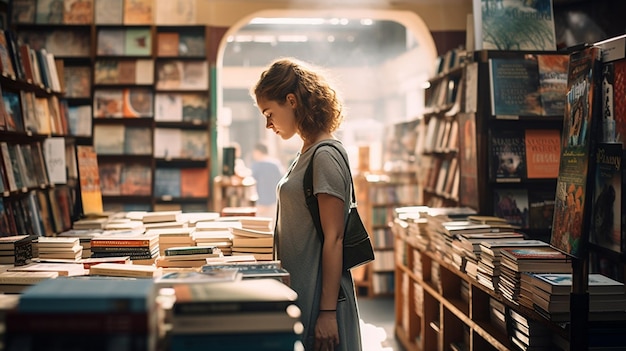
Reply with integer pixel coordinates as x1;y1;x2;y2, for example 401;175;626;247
314;311;339;351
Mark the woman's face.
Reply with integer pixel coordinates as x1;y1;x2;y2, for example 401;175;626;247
256;95;298;140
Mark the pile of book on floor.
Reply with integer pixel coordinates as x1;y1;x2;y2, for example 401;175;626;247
167;279;302;351
528;272;626;323
4;277;160;351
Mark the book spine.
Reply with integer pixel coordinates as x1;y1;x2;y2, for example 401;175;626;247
164;247;215;256
172;300;294;315
18;296;149;313
6;311;152;333
90;240;153;247
89;268;154;278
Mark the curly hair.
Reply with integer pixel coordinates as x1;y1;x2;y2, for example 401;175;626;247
252;58;343;142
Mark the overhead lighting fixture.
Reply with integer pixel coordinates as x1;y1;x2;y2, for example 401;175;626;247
277;35;309;43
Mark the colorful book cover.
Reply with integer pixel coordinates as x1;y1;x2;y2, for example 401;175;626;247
155;93;183;121
124;28;151;56
98;162;122;196
120;164;151;196
473;0;556;51
96;29;124;56
489;129;526;181
156;32;179;56
123;127;152;155
180;168;209;198
123;0;153;25
122;88;153;118
501;246;567;260
63;0;93;25
94;0;122;24
528;190;556;231
93;89;123;118
182;93;209;123
537;54;569;116
63;66;91;98
524;129;560;179
589;142;621;253
551;46;601;257
154;168;181;198
489;56;542;117
493;188;529;229
76;145;103;215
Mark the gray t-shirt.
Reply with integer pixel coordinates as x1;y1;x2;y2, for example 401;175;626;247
276;139;362;350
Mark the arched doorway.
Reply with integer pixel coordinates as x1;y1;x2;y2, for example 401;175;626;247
214;9;437;176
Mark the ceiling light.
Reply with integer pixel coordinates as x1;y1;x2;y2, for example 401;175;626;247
250;17;326;25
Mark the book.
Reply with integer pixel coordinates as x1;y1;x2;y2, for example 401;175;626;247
489;129;526;181
120;163;151;195
531;273;625;295
500;246;571;273
123;126;152;155
154;269;241;287
93;89;123;117
124;28;151;56
154;93;183;121
493;188;529;228
589;142;621;252
18;277;155;313
0;271;58;285
154;168;181;198
472;0;556;51
155;0;195;25
172;278;297;315
93;124;125;154
180;168;209;197
458;112;479;209
8;262;85;277
527;190;556;230
89;262;159;278
524;129;561;179
76;145;104;215
11;0;37;24
153;128;182;158
94;0;122;24
551;45;601;257
63;0;93;24
489;56;542;117
537;54;569;116
122;88;153;118
182;93;209;123
157;32;179;56
179;32;205;57
90;235;158;248
123;0;153;24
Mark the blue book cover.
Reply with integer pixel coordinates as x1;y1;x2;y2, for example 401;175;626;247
18;277;155;313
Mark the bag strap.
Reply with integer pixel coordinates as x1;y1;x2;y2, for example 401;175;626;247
303;141;355;243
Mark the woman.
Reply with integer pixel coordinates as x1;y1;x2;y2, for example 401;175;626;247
252;58;362;351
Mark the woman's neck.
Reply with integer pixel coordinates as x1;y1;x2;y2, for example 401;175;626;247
301;133;333;153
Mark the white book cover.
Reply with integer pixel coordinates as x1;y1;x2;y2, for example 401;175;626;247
153;128;182;158
93;125;125;155
42;137;66;184
155;93;183;121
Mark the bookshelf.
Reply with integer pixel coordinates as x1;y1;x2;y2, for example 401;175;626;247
0;27;79;236
11;4;213;214
355;171;419;297
459;50;569;242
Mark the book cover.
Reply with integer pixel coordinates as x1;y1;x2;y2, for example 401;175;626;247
489;129;526;181
155;93;183;121
123;0;153;25
0;31;16;78
524;129;561;179
155;0;195;25
35;0;64;24
18;277;155;313
599;59;626;147
180;61;209;90
96;29;124;56
181;130;208;159
154;168;181;198
155;60;182;90
489;56;542;117
93;124;125;154
493;188;529;229
89;262;158;278
124;28;151;56
551;46;601;257
528;190;556;231
98;162;122;196
63;0;93;24
157;32;179;56
458;112;479;210
180;167;209;198
123;127;152;155
63;65;91;98
537;53;569;116
76;145;103;215
179;32;205;57
42;137;66;185
589;142;621;253
532;273;625;295
93;89;123;118
472;0;556;51
120;163;151;196
182;93;209;123
123;88;153;118
44;29;91;57
153;128;182;159
11;0;37;24
3;91;24;132
94;0;122;24
67;105;92;137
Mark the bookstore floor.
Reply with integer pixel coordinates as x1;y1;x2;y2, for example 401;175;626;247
359;296;404;351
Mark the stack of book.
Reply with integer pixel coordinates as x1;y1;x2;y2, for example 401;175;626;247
6;262;86;277
192;221;238;255
142;210;190;231
0;271;59;294
179;212;220;227
36;237;82;261
154;268;241;288
509;308;560;350
5;277;159;351
155;245;223;269
476;239;549;293
497;246;572;305
229;225;274;261
146;227;196;256
529;273;626;323
58;229;104;259
169;279;302;351
90;232;159;265
0;235;33;266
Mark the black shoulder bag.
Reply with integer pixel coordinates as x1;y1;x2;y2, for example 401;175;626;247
303;142;375;271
